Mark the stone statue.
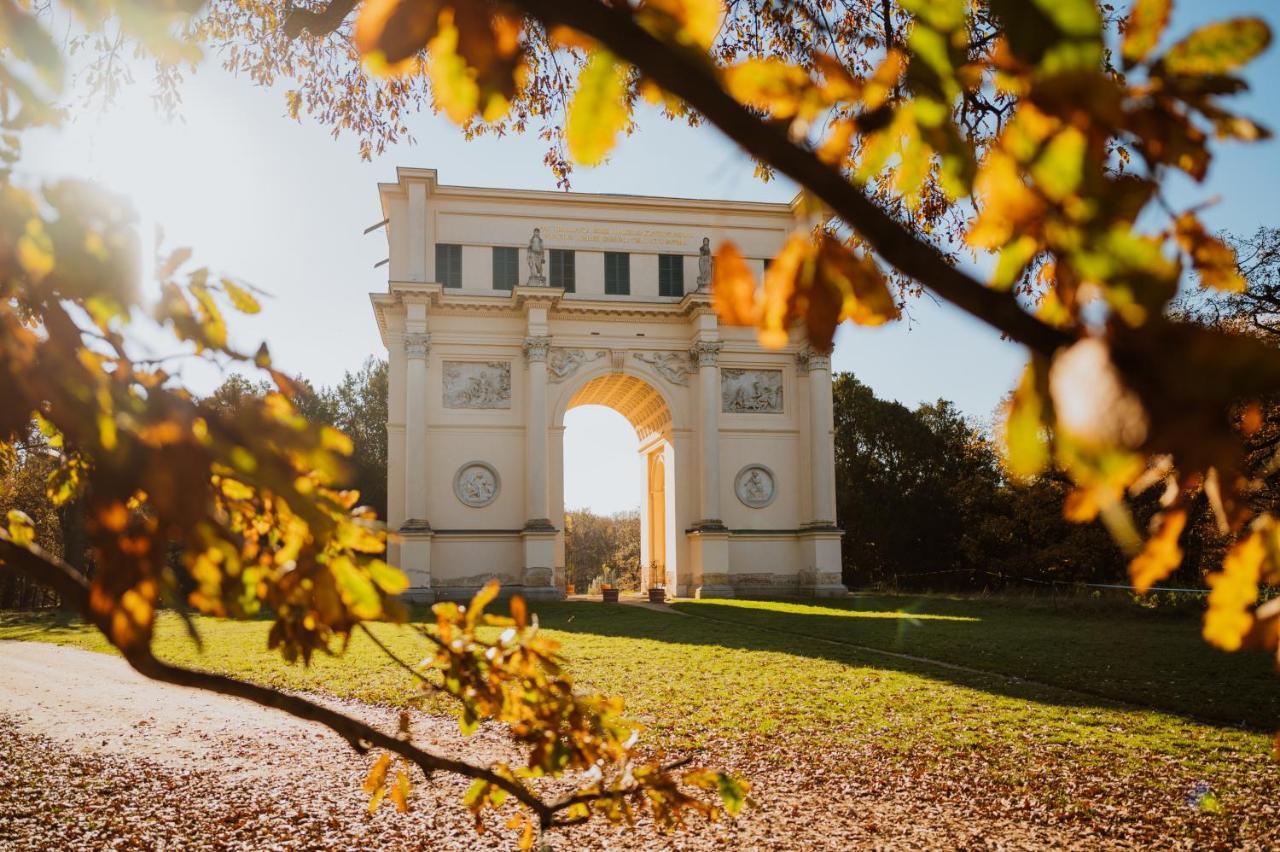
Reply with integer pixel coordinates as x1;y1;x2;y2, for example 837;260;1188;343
696;237;713;291
527;228;546;285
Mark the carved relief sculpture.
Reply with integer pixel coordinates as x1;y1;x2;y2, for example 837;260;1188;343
734;464;777;508
526;228;545;285
547;348;607;383
696;237;713;291
453;461;500;507
633;351;692;386
442;361;512;409
722;368;783;413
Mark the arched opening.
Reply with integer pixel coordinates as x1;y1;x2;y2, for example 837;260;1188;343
557;372;678;595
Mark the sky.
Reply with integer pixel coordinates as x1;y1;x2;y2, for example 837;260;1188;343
25;2;1280;514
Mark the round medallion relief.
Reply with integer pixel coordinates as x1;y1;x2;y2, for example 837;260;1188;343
453;461;500;508
734;464;777;509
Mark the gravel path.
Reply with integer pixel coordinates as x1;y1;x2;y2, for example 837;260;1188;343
0;640;1273;850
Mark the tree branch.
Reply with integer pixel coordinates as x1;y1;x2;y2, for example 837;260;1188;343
0;533;555;827
283;0;359;39
508;0;1074;358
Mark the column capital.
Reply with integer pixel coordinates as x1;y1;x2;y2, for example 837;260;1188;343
523;335;552;363
690;340;722;367
404;332;431;359
796;347;831;374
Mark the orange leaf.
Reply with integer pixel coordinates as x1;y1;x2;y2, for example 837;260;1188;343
711;241;758;326
1129;508;1186;593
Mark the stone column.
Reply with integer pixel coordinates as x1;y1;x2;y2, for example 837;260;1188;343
688;339;731;598
521;334;558;598
805;351;837;526
399;330;433;601
798;348;846;597
523;335;552;526
691;340;724;528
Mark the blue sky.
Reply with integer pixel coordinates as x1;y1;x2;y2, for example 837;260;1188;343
26;2;1280;514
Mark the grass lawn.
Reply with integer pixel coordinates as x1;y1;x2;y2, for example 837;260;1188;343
3;593;1278;840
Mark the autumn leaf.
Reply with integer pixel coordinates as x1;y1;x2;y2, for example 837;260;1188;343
1204;527;1267;651
1004;360;1050;479
711;241;759;327
566;52;628;166
1121;0;1172;67
1159;17;1271;76
1174;213;1246;292
1129;508;1186;593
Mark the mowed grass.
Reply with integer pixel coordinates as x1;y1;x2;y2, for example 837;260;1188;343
2;594;1277;783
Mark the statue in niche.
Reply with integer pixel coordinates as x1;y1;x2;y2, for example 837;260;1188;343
527;228;546;285
696;237;713;291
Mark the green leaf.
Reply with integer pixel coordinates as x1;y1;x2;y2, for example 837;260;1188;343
716;772;750;817
463;779;489;810
566;51;628;167
1122;0;1172;67
1161;17;1271;76
1031;126;1086;201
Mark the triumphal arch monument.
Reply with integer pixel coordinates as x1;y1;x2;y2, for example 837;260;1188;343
370;168;844;601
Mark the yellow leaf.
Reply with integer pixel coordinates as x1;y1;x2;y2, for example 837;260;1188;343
644;0;722;49
221;279;261;314
1122;0;1172;67
1129;509;1186;593
1004;361;1050;479
16;220;54;282
968;150;1045;249
758;235;811;348
363;752;392;796
1204;529;1266;651
711;241;759;327
1161;16;1271;76
817;119;855;165
428;10;481;123
566;51;629;166
391;769;411;813
723;58;814;120
1174;213;1246;292
6;510;36;547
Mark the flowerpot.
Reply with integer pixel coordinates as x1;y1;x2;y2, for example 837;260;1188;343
601;588;620;603
648;587;666;603
566;583;576;596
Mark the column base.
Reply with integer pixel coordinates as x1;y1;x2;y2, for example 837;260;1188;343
799;526;847;597
687;526;733;599
394;523;434;604
521;523;561;600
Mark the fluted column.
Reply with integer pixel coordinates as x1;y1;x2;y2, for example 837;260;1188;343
402;332;431;530
802;349;837;526
523;335;552;527
691;340;724;528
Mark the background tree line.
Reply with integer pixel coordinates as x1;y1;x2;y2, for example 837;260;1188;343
563;509;641;591
0;358;388;609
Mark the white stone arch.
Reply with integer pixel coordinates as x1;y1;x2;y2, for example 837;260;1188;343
549;360;688;593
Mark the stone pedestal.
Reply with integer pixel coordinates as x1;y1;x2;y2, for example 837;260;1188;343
799;527;847;597
396;525;435;603
521;523;561;600
688;527;733;598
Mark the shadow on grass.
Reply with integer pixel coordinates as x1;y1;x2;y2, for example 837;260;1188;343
517;597;1279;732
0;610;86;643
